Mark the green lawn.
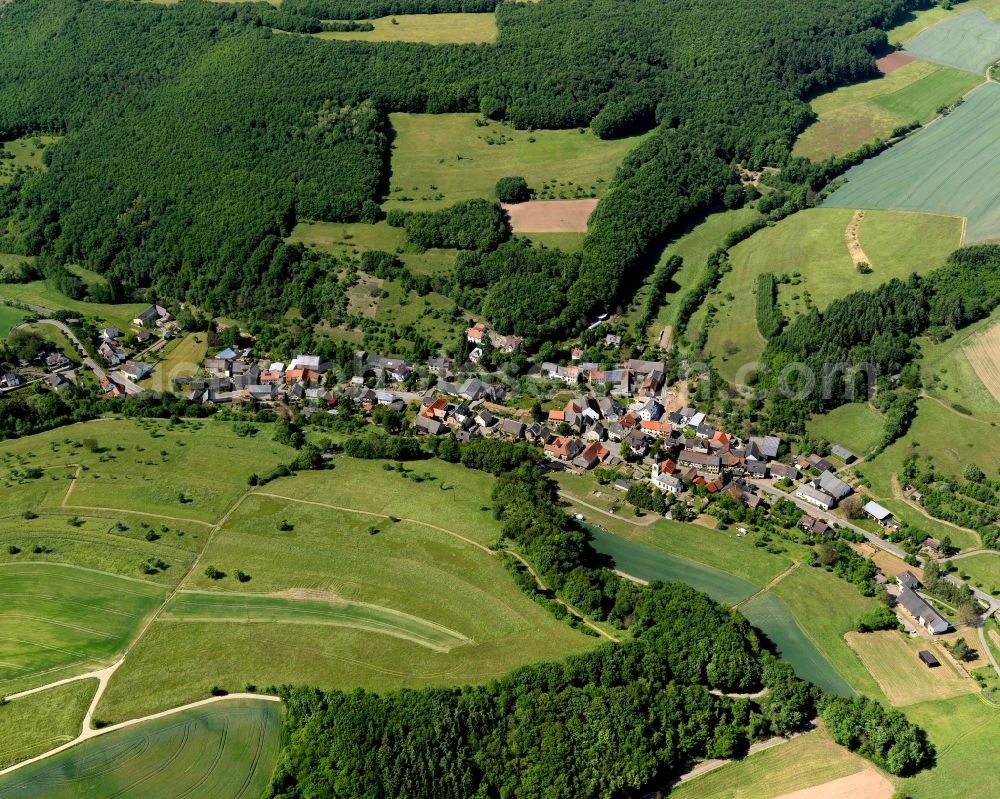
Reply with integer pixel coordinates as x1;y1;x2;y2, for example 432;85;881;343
807;402;885;456
859;397;1000;495
0;305;28;337
825;82;1000;242
705;208;962;381
794;60;979;160
0;278;145;331
0;698;283;799
741;592;855;695
895;694;1000;798
584;524;760;605
384;113;647;211
669;727;870;799
950;553;1000;593
315;13;496;43
0;679;95;769
138;332;207;390
876;498;981;552
0;563;166;695
0;418;296;524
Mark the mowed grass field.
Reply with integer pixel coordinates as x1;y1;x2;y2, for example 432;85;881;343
825;82;1000;242
0;418;296;524
845;631;975;705
668;726;871;799
384;113;646;211
0;277;145;330
895;694;1000;798
0;679;96;768
950;553;1000;593
316;13;496;43
806;402;885;456
859;397;1000;496
162;591;469;652
0;305;28;337
962;315;1000;405
794;59;980;160
919;306;1000;416
702;208;961;381
0;563;166;695
904;9;1000;73
138;333;207;390
0;699;283;799
623;205;762;345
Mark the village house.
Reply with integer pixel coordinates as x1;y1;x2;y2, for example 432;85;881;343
120;362;152;382
545;436;583;462
677;449;721;474
896;586;948;635
132;304;173;328
98;327;120;343
414;415;444;435
45;351;70;369
500;418;526;439
466;321;489;345
799;514;832;537
98;340;127;367
573;441;609;470
815;470;852;502
795;483;835;511
807;453;834;472
747;435;781;461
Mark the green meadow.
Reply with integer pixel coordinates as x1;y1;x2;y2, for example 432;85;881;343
702;208;962;381
384;113;646;211
0;135;61;184
806;402;886;456
0;563;165;695
0;699;283;799
0;305;28;337
316;13;497;44
0;679;96;768
904;9;1000;73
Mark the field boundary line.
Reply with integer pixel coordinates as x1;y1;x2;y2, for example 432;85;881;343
0;693;280;780
733;561;800;610
251;491;495;553
0;561;166;588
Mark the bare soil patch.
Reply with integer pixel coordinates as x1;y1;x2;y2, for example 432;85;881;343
845;209;871;267
773;766;893;799
964;320;1000;403
657;324;672;350
876;50;916;74
502;199;598;233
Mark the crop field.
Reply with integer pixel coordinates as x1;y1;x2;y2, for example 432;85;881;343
0;698;283;798
888;0;1000;43
669;726;870;799
584;524;760;605
316;13;497;44
794;60;980;160
0;679;95;768
963;317;1000;403
0;418;295;524
845;631;974;704
895;694;1000;798
740;593;854;695
162;591;469;651
904;10;1000;73
384;113;646;211
806;402;885;456
918;307;1000;417
825;82;1000;242
703;208;961;381
769;566;884;697
0;563;166;695
0;305;28;337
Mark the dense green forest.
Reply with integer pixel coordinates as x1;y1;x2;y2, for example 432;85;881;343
757;246;1000;432
0;0;920;337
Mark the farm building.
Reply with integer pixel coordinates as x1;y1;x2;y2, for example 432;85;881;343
863;500;899;528
918;650;940;668
831;444;856;463
795;483;835;511
896;586;948;635
897;571;920;590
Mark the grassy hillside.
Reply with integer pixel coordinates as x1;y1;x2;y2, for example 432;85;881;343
314;13;497;44
0;679;95;769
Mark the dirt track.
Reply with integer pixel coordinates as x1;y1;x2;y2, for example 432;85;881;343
502;199;598;232
845;210;871;267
